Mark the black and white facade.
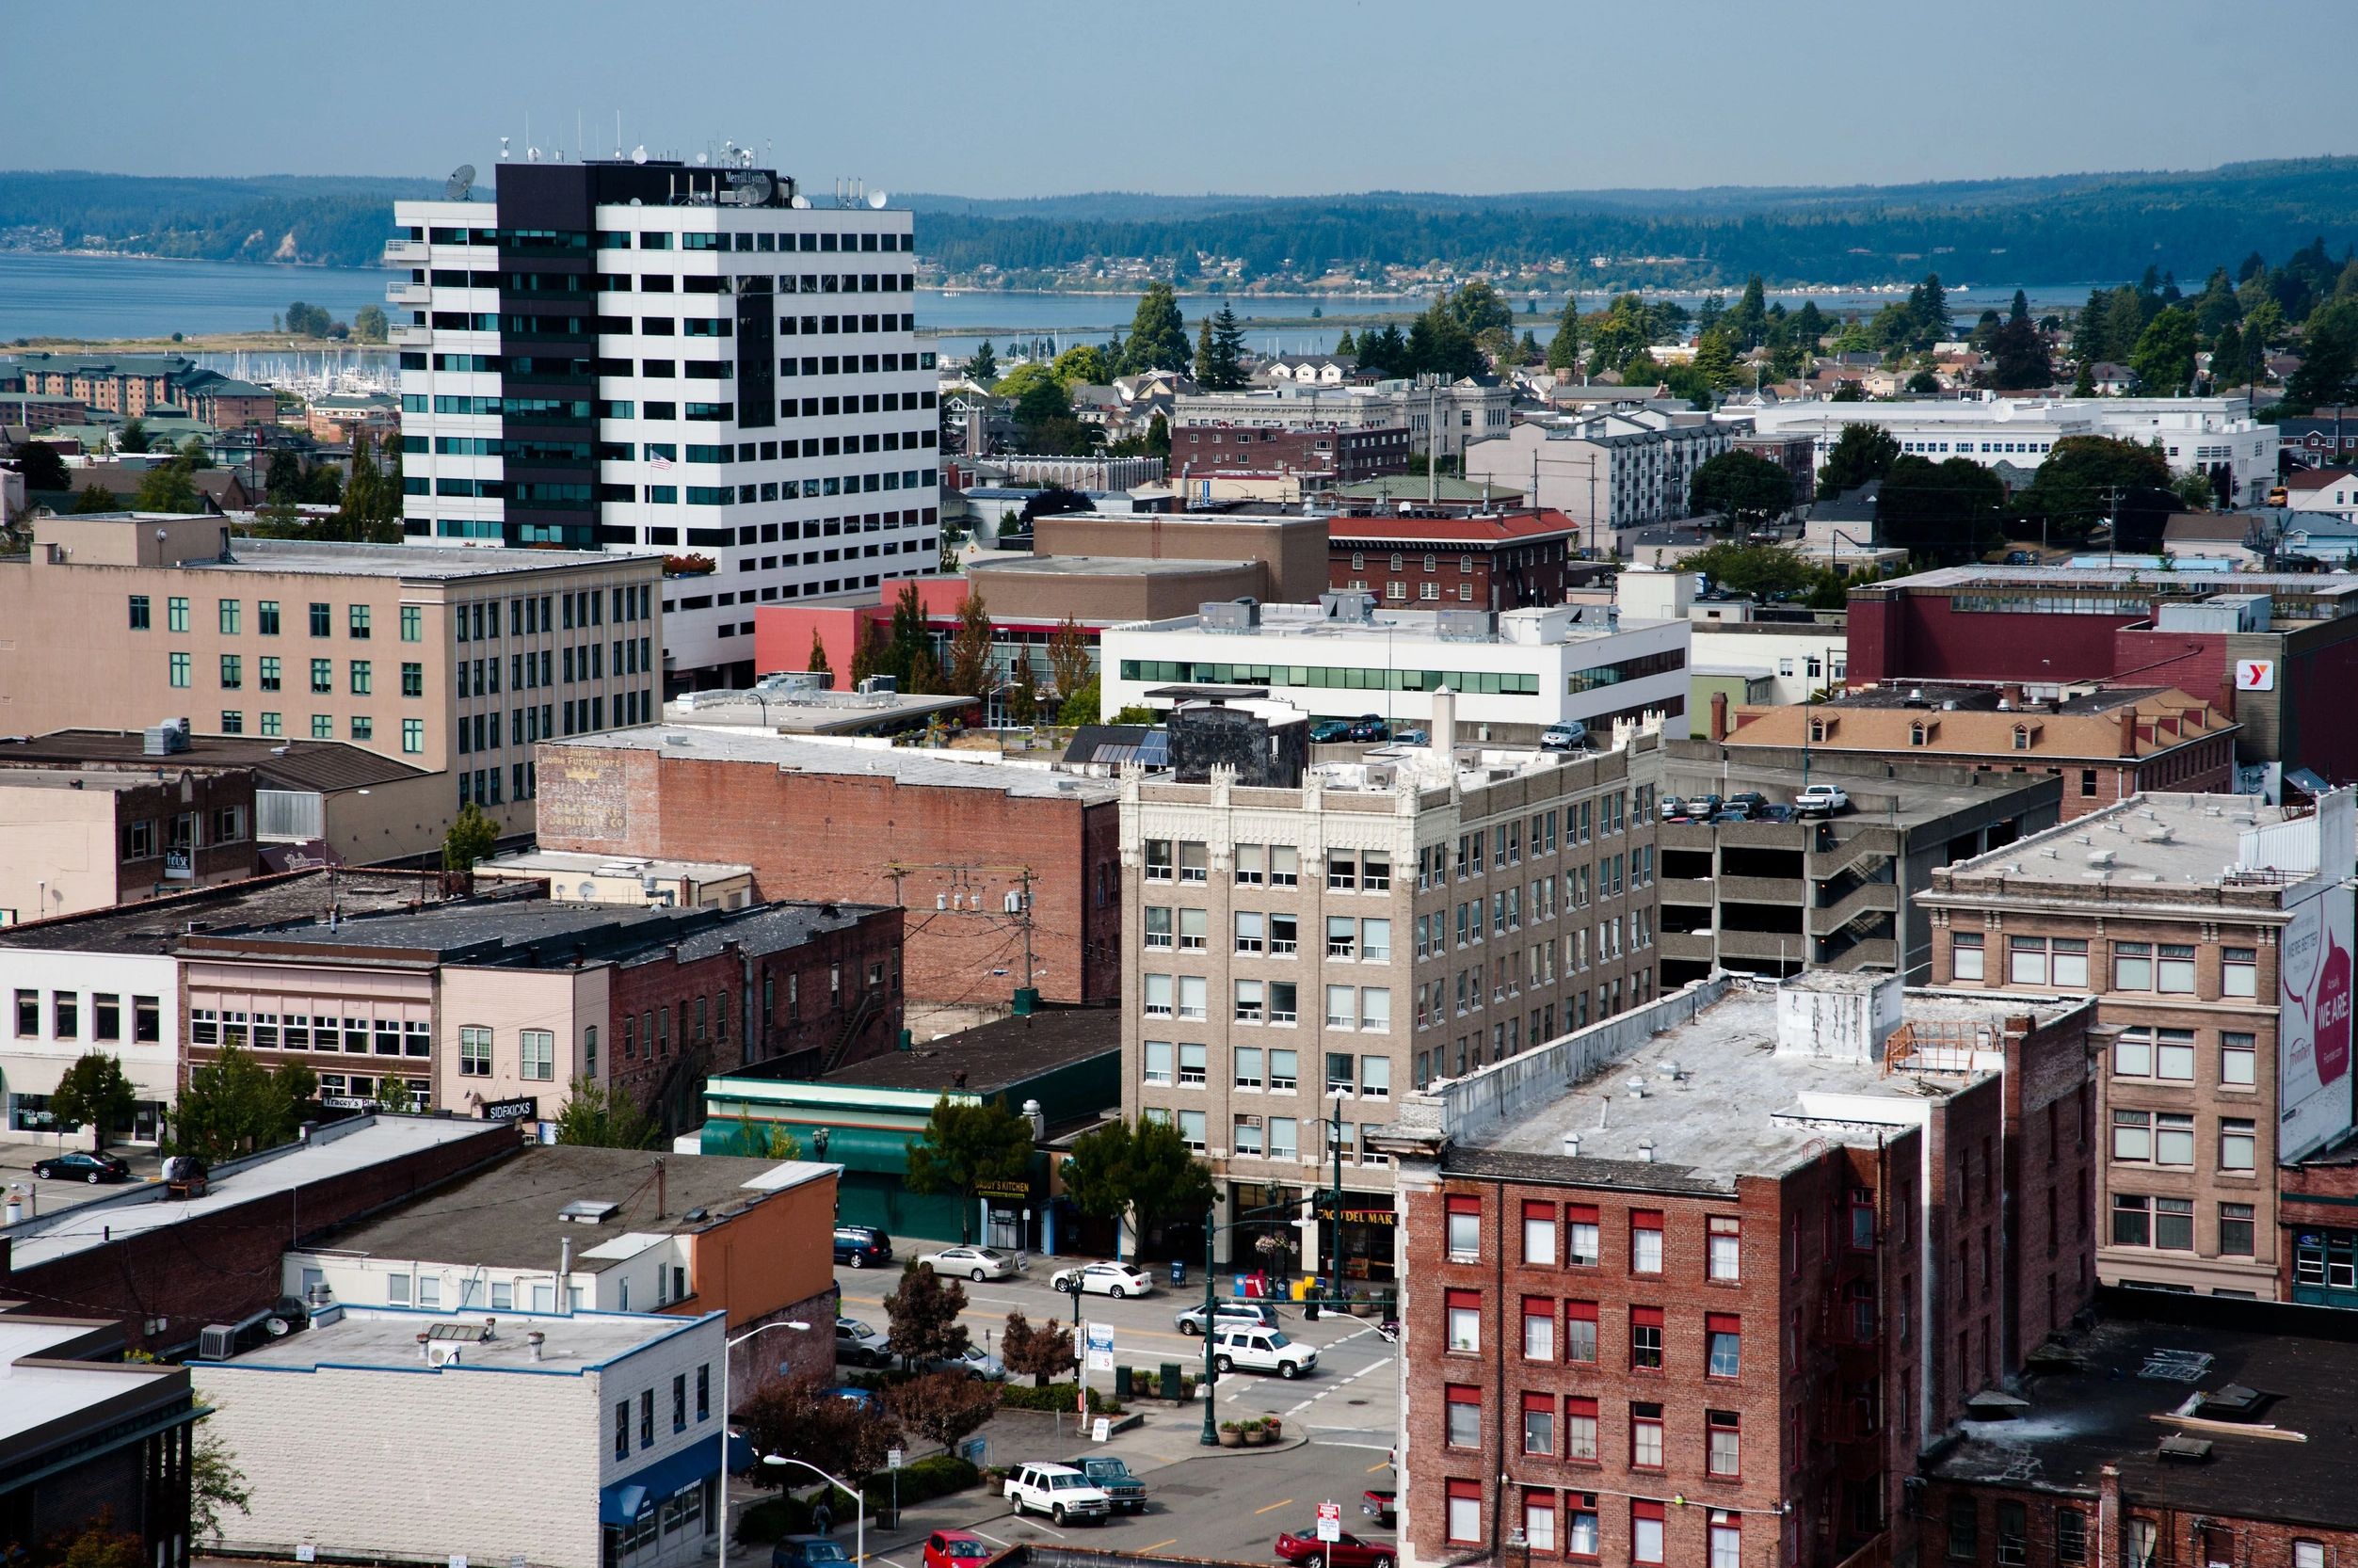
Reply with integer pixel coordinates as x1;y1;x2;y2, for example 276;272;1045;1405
391;159;941;690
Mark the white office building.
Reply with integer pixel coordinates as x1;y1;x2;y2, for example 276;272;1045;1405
1724;395;2279;505
199;1304;729;1568
391;158;942;690
1100;596;1690;740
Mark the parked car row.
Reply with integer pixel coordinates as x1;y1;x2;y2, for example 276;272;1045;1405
1660;783;1849;824
831;1318;1004;1380
1309;713;1395;744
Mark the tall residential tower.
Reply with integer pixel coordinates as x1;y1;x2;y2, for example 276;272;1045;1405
391;157;941;691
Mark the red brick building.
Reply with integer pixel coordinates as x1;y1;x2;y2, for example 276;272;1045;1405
1327;510;1584;613
1374;973;2097;1568
535;728;1121;1021
1175;423;1410;488
1913;1291;2358;1568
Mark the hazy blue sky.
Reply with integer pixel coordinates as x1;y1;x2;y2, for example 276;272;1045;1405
6;0;2349;195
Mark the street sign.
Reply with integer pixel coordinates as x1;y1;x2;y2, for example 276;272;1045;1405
1085;1320;1116;1372
1092;1416;1112;1442
1317;1502;1342;1543
889;1448;905;1471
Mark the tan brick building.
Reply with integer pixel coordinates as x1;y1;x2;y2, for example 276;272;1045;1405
1921;791;2355;1298
1120;696;1669;1277
1724;681;2238;821
0;513;662;840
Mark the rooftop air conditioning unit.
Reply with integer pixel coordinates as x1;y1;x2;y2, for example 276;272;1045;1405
199;1323;238;1361
857;675;898;696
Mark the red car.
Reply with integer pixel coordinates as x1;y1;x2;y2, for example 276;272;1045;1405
923;1533;992;1568
1275;1528;1395;1568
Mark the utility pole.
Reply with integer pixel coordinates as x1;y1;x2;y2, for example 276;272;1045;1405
1427;379;1438;507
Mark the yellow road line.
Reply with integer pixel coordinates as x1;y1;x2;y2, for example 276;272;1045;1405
1140;1541;1179;1555
1366;1460;1391;1473
1255;1499;1295;1515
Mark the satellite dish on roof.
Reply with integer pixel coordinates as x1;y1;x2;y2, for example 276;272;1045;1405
790;194;811;209
868;189;890;210
445;164;476;201
632;144;648;165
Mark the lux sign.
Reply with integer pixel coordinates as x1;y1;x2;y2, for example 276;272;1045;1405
2236;660;2277;692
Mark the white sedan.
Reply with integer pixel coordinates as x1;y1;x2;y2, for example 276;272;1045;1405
917;1245;1027;1281
1051;1261;1156;1299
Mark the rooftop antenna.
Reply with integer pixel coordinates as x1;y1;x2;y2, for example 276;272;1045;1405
498;136;511;162
615;110;622;159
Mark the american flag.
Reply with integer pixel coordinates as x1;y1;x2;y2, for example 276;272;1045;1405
650;451;674;471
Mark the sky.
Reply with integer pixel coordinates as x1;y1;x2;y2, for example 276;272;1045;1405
5;0;2351;197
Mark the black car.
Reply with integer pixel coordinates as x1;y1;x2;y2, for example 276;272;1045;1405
832;1224;892;1269
1726;792;1770;814
1345;714;1389;744
34;1150;132;1184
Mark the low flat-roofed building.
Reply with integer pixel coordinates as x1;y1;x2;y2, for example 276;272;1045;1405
0;1311;201;1568
0;764;260;922
283;1144;838;1392
967;551;1270;620
470;849;757;911
1917;1291;2358;1568
196;1304;728;1568
1374;971;2098;1568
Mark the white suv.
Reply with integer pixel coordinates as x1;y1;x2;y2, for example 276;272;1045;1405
1211;1325;1319;1379
1004;1464;1112;1525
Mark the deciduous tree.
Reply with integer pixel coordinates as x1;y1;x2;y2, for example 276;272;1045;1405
903;1096;1034;1242
1058;1115;1214;1260
172;1046;315;1162
1816;424;1900;497
2130;305;2198;396
1680;541;1814;600
736;1375;903;1492
554;1079;657;1149
50;1051;136;1148
132;462;201;514
809;631;832;680
441;800;496;872
1690;450;1793;526
72;482;119;513
946;590;996;701
1047;616;1092;706
1876;455;2006;563
2015;435;2172;543
886;1369;1001;1449
999;1310;1076;1388
882;1261;972;1368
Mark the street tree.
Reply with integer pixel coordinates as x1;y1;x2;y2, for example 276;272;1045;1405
882;1261;971;1368
887;1370;1001;1450
1058;1114;1213;1261
808;630;832;680
736;1375;902;1494
50;1051;137;1148
1047;616;1092;707
946;590;996;701
172;1045;315;1162
999;1311;1076;1388
1058;674;1101;726
1690;450;1793;527
902;1096;1034;1242
1006;647;1039;726
1816;424;1900;497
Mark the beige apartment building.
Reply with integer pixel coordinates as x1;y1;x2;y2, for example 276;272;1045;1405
0;513;663;840
1921;790;2355;1298
1120;694;1667;1280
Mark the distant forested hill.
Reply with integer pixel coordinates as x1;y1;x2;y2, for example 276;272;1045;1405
5;157;2355;284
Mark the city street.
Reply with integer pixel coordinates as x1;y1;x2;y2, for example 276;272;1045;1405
824;1256;1401;1564
0;1141;161;1217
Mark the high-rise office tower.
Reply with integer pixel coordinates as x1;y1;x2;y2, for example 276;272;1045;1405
391;156;941;691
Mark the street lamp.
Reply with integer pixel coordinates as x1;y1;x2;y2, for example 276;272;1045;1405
1196;1197;1308;1445
717;1320;812;1568
761;1454;866;1568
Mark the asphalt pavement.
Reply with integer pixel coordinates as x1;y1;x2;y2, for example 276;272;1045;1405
0;1140;162;1216
819;1256;1402;1565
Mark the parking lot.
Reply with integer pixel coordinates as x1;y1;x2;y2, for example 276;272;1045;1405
0;1140;160;1217
828;1254;1400;1565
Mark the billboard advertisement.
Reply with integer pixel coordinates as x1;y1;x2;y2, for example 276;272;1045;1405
2279;792;2355;1161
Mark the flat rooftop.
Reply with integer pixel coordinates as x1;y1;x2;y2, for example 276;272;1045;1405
970;553;1261;578
300;1145;831;1273
1113;603;1669;647
0;1317;179;1442
26;519;642;580
1873;564;2358;600
0;730;429;793
730;1004;1119;1094
1935;792;2314;896
1928;1294;2358;1531
1458;978;2057;1189
1;1116;501;1272
1660;746;2050;829
0;870;514;955
213;1304;712;1374
546;728;1122;801
475;849;755;883
665;690;975;734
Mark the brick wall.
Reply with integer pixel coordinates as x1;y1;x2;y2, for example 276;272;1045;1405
0;1120;517;1352
536;744;1118;1007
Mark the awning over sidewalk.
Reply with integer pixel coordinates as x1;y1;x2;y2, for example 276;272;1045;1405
600;1432;725;1526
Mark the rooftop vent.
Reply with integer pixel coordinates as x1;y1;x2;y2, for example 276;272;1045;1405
2157;1434;2214;1463
558;1199;620;1224
143;718;191;757
2196;1384;2265;1418
2087;850;2117;867
1561;1133;1581;1158
1636;1139;1656;1163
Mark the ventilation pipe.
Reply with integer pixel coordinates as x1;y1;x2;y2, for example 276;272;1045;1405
558;1234;573;1317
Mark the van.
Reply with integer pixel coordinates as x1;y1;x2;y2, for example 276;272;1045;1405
1211;1325;1319;1379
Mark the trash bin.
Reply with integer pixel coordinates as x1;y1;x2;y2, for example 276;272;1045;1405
1161;1362;1183;1400
1115;1366;1134;1400
1169;1258;1187;1288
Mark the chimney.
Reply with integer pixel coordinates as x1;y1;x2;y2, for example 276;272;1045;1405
655;1157;666;1219
2096;1465;2122;1568
2119;707;2137;758
1709;690;1730;743
1431;684;1456;759
2000;682;2024;710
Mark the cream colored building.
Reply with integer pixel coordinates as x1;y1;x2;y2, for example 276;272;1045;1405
1119;696;1668;1279
0;513;664;839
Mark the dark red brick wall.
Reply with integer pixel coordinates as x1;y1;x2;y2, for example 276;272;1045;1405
1846;589;2143;688
534;744;1117;1006
0;1119;516;1352
2001;1009;2100;1368
2111;627;2229;711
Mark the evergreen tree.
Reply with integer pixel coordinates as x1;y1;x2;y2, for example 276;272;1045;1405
2010;289;2030;324
1145;410;1169;458
1691;328;1740;392
2071;360;2097;397
1724;275;1770;350
1545;295;1583;373
1792;299;1828;349
1208;304;1248;389
1334;328;1356;356
808;630;831;679
72;482;119;513
885;582;929;689
265;449;301;500
2210;321;2247;388
968;341;997;384
2074;289;2111;368
2129;306;2198;396
1119;282;1189;374
119;419;151;455
133;462;201;514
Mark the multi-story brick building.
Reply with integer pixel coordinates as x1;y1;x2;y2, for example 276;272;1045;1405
1723;681;2239;822
10;352;277;429
1921;790;2354;1298
1914;1290;2358;1568
1174;422;1411;491
174;895;901;1134
1326;510;1583;614
1172;378;1514;464
0;764;258;921
1372;972;2098;1568
534;727;1120;1027
1120;696;1668;1275
0;511;662;838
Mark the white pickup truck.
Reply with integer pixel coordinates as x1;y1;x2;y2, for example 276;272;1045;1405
1794;783;1852;816
1003;1464;1113;1525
